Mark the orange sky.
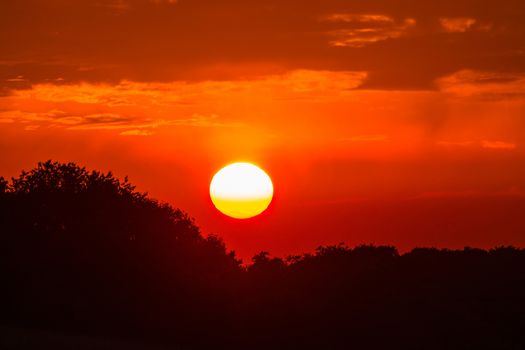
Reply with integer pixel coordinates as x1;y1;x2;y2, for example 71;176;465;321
1;0;525;260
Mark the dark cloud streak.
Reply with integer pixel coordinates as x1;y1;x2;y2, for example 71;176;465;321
1;0;524;90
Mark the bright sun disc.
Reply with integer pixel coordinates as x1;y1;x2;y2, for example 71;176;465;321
210;162;274;219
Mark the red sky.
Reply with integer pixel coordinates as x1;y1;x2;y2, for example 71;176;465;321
1;0;525;260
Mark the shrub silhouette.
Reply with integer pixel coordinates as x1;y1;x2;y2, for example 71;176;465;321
1;161;525;349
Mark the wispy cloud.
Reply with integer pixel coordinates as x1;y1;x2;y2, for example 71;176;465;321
482;140;517;150
5;76;27;83
321;14;416;47
437;140;517;150
339;135;388;142
437;70;525;100
439;17;477;33
0;70;371;138
119;129;154;136
9;70;367;108
24;125;40;131
322;14;395;24
0;109;240;136
167;114;244;128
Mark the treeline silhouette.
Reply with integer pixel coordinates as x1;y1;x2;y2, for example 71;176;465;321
0;161;524;349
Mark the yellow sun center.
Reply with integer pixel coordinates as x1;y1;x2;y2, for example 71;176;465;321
210;162;274;219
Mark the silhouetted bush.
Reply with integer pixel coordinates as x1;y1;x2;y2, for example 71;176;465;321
1;161;524;349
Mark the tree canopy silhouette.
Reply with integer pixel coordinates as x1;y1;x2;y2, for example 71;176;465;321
0;161;241;345
1;161;524;350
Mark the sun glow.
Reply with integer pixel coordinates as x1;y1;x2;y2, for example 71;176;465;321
210;162;274;219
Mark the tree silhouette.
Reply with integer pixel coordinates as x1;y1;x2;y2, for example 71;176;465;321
1;161;525;350
0;176;7;194
0;161;241;346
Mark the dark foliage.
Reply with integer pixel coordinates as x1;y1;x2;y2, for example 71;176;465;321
1;161;524;349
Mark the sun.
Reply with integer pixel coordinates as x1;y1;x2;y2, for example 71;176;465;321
210;162;274;219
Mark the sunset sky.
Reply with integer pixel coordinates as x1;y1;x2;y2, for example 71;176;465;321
1;0;525;259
